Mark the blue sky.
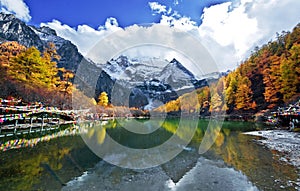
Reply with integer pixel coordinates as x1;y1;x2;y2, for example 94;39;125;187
1;0;300;71
24;0;229;28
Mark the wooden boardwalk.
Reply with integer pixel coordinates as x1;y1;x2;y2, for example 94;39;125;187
0;120;75;138
0;98;76;138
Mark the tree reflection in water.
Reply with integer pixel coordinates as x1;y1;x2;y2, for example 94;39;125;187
0;119;298;190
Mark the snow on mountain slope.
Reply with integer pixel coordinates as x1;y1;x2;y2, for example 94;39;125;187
102;56;198;90
103;56;167;82
98;55;208;109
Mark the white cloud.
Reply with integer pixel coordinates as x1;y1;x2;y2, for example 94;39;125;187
85;24;218;77
145;2;244;71
198;1;259;60
149;2;167;14
160;15;197;31
43;0;300;72
196;0;300;70
42;17;122;56
99;17;120;31
0;0;31;22
246;0;300;46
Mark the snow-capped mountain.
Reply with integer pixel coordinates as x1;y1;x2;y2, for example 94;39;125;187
158;58;198;90
0;13;82;71
0;12;209;109
103;56;167;82
99;56;207;108
0;13;43;49
102;56;204;90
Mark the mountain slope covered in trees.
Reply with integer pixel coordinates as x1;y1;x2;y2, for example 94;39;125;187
0;41;76;107
156;23;300;114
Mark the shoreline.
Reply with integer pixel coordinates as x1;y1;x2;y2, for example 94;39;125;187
244;130;300;170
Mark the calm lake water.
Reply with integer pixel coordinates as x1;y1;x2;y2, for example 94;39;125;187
0;119;299;191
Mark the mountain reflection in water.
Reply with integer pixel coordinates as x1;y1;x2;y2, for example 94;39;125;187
0;119;298;191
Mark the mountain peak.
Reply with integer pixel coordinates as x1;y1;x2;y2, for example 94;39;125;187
37;26;57;36
0;12;83;70
170;58;178;64
166;58;195;79
0;13;17;21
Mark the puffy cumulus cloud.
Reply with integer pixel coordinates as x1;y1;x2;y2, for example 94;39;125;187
86;24;218;77
160;15;197;31
149;2;168;14
99;17;120;30
0;0;31;22
43;0;300;72
198;1;259;60
197;0;300;70
147;1;257;71
246;0;300;46
41;17;122;56
43;15;206;75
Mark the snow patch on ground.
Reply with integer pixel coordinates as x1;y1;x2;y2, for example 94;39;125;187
244;130;300;169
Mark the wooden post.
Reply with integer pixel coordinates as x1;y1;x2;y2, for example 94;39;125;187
50;114;53;127
41;115;44;131
14;119;18;134
30;117;33;133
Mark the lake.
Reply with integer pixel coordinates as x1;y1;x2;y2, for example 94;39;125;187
0;119;299;190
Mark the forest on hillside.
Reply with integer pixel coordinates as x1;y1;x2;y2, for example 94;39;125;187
156;23;300;114
0;41;86;108
0;42;148;116
0;23;299;115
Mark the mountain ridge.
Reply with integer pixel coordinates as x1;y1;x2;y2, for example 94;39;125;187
0;13;83;71
100;55;208;108
0;12;209;109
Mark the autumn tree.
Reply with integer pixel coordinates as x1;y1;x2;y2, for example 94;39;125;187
235;77;254;110
0;42;76;107
98;92;109;107
285;24;300;50
58;68;74;94
197;86;210;108
0;42;26;81
210;92;222;112
224;72;239;112
8;45;59;88
42;42;61;88
263;54;282;106
180;92;200;113
280;44;300;102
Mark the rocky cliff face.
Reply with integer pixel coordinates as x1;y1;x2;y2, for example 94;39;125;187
29;25;83;70
0;13;44;49
0;13;82;71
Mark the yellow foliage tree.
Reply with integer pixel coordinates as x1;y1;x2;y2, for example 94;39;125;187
8;44;59;89
235;77;253;110
210;92;222;112
98;92;109;107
